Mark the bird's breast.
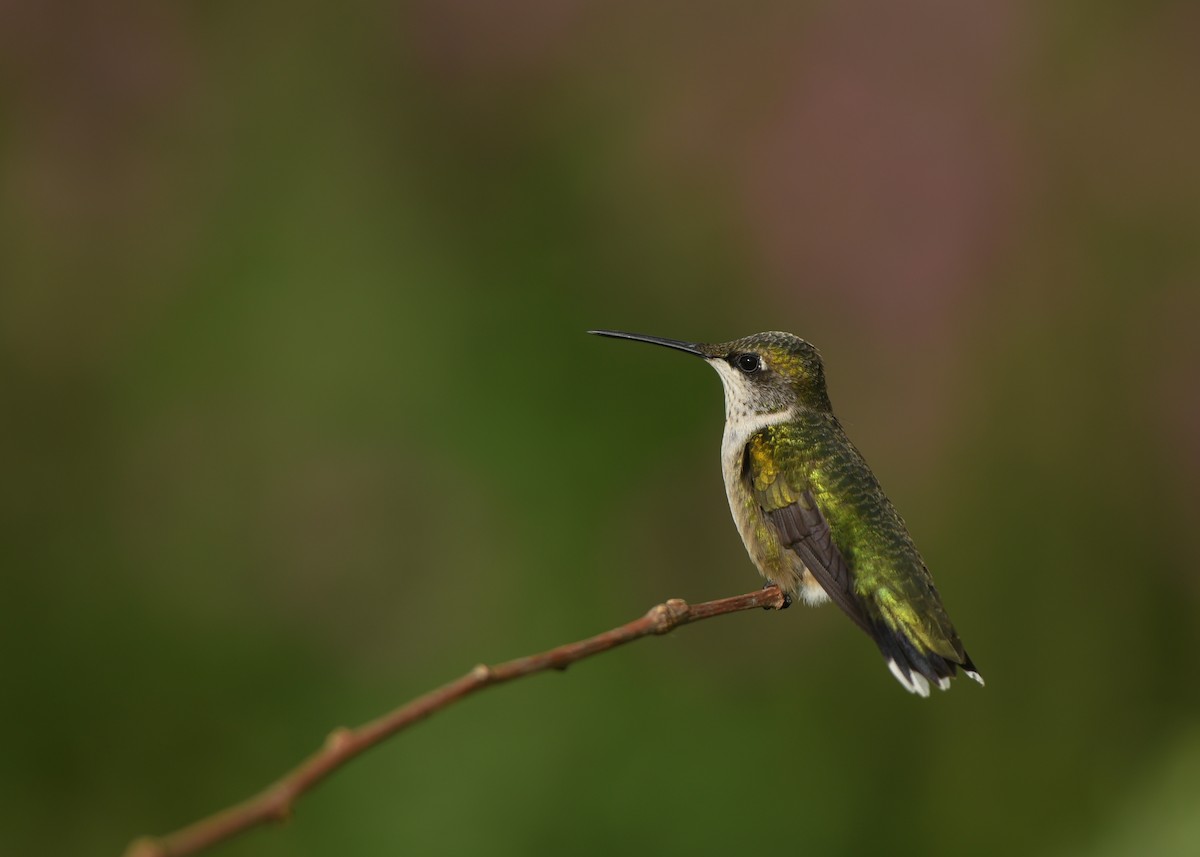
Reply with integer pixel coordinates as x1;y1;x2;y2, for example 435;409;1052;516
718;410;823;600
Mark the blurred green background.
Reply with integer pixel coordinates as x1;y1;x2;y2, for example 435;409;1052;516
3;2;1199;855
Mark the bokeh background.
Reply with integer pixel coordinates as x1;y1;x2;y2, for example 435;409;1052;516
3;2;1199;855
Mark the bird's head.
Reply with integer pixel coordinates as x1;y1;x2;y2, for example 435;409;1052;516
589;329;832;419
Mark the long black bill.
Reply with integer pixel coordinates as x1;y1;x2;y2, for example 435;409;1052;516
587;329;707;357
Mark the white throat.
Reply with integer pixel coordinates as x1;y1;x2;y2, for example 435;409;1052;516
709;359;794;464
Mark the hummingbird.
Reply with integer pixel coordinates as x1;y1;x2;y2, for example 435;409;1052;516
590;329;983;696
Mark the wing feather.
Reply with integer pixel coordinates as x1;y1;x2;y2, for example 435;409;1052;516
763;500;871;635
743;427;981;693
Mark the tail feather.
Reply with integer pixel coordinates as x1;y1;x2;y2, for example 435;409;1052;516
870;615;982;697
960;651;985;687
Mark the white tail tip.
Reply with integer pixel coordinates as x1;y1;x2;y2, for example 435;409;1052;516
887;659;931;697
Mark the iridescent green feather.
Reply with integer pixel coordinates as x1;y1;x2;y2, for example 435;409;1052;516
747;415;967;665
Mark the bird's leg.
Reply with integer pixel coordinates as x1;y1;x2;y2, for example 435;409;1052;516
763;582;792;610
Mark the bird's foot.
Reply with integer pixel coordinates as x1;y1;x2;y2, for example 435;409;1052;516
762;583;792;610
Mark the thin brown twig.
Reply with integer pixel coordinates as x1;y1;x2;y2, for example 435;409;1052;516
123;585;787;857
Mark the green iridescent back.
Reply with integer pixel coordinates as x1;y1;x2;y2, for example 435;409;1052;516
749;411;966;663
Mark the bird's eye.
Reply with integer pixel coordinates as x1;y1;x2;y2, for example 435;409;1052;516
735;353;761;373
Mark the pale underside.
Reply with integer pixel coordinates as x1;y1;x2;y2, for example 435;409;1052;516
711;360;830;605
